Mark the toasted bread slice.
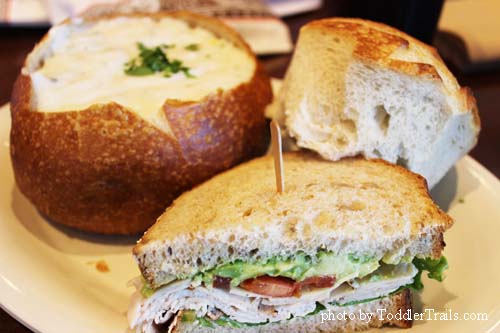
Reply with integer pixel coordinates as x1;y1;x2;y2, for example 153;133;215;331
279;18;479;188
134;152;452;288
171;289;412;333
10;11;272;234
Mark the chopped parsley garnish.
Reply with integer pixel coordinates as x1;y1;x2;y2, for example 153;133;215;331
124;42;194;78
185;43;200;51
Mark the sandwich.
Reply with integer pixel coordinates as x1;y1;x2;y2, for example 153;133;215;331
128;152;452;332
10;11;271;234
277;18;480;188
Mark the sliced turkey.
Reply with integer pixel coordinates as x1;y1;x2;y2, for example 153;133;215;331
128;262;417;333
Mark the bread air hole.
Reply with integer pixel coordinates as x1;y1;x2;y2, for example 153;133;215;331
303;193;315;200
396;156;409;168
372;149;382;158
279;210;290;216
374;105;390;134
242;208;253;217
340;118;356;134
339;201;365;211
336;136;348;147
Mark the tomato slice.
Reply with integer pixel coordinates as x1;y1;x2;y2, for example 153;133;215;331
298;276;336;289
239;275;336;297
239;276;297;297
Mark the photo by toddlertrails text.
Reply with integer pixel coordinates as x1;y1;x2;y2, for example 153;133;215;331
320;308;489;324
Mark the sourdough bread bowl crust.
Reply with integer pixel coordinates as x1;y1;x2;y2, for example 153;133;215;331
10;11;272;235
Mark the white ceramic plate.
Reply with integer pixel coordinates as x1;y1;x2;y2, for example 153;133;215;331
1;102;499;333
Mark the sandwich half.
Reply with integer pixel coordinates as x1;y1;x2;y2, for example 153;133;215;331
129;152;453;333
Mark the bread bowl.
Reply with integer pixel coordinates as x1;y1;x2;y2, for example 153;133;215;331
10;11;272;235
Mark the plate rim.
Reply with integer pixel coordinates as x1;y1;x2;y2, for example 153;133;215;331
1;103;499;332
0;301;41;333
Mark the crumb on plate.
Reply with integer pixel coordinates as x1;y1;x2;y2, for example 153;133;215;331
95;260;110;273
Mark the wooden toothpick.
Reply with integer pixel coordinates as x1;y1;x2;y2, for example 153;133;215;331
270;120;284;193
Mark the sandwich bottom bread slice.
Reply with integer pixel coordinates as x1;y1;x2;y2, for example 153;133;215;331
128;152;453;333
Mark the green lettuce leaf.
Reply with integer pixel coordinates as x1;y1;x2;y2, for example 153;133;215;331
409;256;448;290
307;302;326;315
197;317;215;328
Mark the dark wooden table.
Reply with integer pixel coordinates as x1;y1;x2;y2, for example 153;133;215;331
1;3;499;332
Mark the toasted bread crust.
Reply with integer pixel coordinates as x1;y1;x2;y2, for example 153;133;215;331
462;87;481;130
305;18;443;80
385;288;413;329
305;19;438;80
10;11;272;235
